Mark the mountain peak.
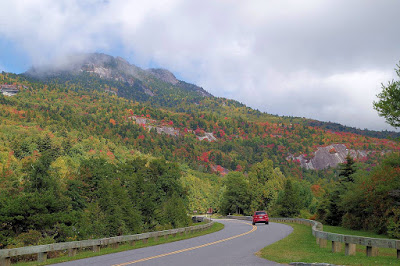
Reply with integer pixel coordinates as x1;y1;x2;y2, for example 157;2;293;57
26;53;179;86
147;68;179;85
24;52;213;99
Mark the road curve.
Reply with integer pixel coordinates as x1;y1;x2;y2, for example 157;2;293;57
54;220;293;266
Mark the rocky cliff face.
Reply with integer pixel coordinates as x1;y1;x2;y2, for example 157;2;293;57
25;53;212;98
148;68;179;85
288;144;369;170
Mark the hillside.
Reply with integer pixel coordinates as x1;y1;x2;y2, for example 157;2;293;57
0;55;399;249
24;53;212;107
21;53;399;141
1;68;399;179
306;120;400;140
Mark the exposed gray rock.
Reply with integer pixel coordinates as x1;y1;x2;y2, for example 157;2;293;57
129;116;180;137
129;116;154;125
288;144;368;170
150;125;180;137
147;68;179;85
0;84;19;96
143;87;155;96
197;132;217;142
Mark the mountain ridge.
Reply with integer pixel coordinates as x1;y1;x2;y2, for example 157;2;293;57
0;70;399;181
0;64;398;249
25;52;213;99
20;53;399;140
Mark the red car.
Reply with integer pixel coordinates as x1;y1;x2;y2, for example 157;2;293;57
252;211;269;225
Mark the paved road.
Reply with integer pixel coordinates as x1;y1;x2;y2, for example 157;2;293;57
54;219;293;266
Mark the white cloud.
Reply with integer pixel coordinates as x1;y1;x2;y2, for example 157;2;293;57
0;0;400;131
246;70;396;131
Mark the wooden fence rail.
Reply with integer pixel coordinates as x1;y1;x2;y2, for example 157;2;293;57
0;217;212;266
226;215;400;259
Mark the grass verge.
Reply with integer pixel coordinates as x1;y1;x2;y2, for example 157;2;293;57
15;222;224;265
323;225;392;239
258;223;399;265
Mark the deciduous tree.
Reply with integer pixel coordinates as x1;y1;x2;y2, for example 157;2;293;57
373;62;400;128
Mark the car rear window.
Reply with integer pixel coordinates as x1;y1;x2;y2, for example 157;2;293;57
255;211;266;215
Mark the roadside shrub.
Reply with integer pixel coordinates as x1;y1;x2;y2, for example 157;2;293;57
387;208;400;238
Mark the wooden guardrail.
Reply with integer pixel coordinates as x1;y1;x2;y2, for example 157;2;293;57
0;217;212;265
226;215;400;259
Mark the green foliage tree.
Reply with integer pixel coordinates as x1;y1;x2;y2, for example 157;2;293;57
373;63;400;128
220;172;251;215
248;159;285;212
340;153;400;235
25;149;59;192
160;192;190;228
277;179;302;217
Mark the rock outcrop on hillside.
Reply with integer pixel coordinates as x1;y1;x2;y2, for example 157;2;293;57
148;68;179;85
0;84;20;96
129;115;218;141
288;144;368;170
197;132;217;142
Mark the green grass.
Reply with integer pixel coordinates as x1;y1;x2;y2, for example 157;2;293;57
258;223;399;265
15;222;224;265
323;225;392;239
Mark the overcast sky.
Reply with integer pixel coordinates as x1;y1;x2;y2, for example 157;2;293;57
1;0;400;131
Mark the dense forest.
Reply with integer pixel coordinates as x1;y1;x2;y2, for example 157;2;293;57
0;66;399;249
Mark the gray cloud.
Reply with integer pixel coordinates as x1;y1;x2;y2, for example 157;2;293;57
0;0;399;131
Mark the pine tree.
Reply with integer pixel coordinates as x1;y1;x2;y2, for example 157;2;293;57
339;154;356;183
278;179;301;217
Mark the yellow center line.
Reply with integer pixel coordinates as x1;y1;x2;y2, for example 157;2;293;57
112;221;256;266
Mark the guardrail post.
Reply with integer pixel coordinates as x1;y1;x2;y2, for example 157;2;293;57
93;245;100;252
0;257;11;266
38;252;47;263
332;241;341;253
366;246;378;257
0;220;214;264
154;233;159;242
68;248;77;257
257;217;400;260
319;238;327;248
345;243;356;256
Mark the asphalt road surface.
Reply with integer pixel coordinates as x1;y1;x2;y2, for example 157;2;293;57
54;219;293;266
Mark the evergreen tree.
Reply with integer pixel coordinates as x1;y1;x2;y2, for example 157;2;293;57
339;154;356;183
324;154;357;226
325;188;344;226
278;179;301;217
